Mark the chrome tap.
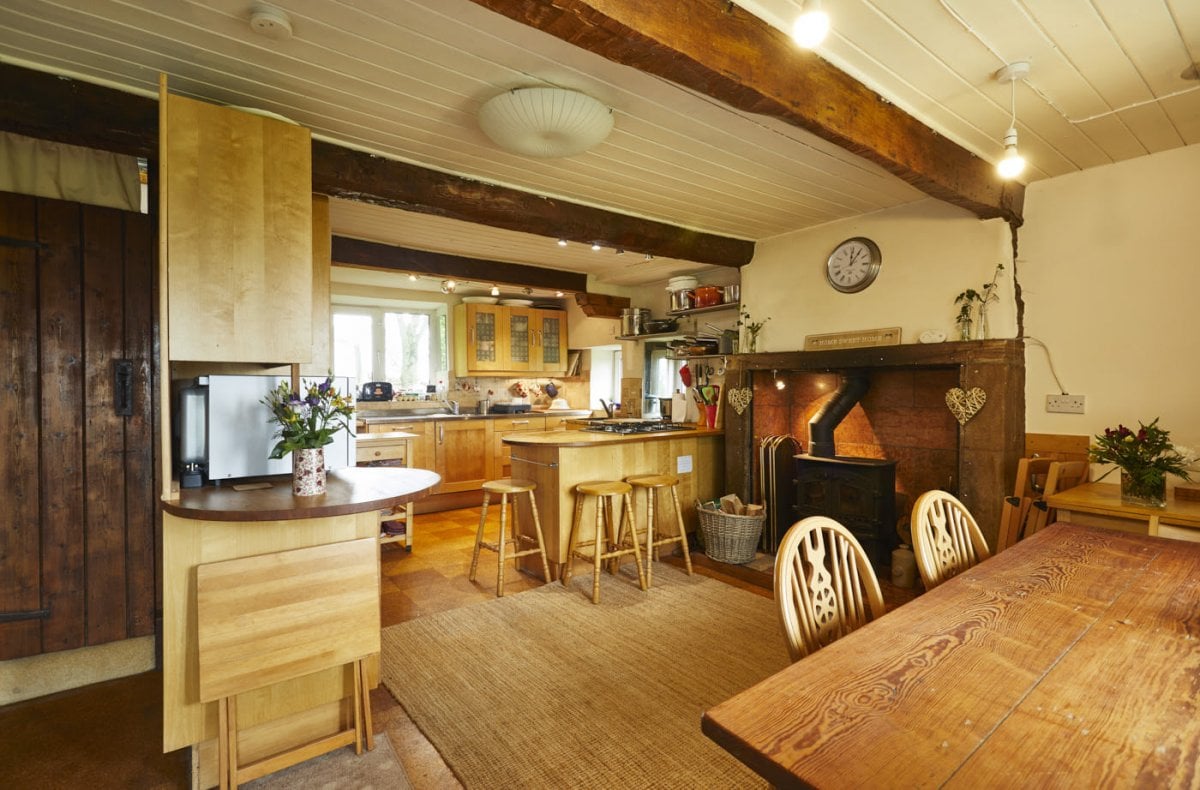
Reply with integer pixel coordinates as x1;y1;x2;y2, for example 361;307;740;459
599;399;615;419
439;398;460;415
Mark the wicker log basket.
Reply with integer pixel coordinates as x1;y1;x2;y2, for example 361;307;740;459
697;507;765;564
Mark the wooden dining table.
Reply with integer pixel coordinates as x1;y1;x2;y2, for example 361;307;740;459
702;522;1200;788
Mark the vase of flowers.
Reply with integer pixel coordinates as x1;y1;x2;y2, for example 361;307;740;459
737;307;769;354
954;263;1004;340
264;376;355;496
1089;418;1191;508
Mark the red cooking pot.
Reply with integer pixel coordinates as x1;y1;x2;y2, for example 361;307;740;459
692;286;722;308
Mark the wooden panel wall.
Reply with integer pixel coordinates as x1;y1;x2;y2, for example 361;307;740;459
0;191;157;660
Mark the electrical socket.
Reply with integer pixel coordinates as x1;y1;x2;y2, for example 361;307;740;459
1046;394;1086;414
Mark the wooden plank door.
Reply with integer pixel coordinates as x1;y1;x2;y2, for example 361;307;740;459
0;191;157;660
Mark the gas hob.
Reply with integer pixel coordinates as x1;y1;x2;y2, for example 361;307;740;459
582;421;692;435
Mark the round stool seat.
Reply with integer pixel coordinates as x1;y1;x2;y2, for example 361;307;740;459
576;480;632;497
626;474;678;489
483;478;536;495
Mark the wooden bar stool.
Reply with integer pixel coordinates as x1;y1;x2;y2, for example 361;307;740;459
469;478;552;597
625;473;694;587
562;481;648;604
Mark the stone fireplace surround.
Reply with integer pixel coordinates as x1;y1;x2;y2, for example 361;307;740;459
723;340;1025;548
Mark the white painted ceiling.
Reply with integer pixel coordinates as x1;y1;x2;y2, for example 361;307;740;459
2;0;1197;290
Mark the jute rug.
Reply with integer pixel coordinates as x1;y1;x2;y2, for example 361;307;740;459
380;567;789;788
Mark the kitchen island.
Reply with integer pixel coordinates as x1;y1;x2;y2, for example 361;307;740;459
161;466;439;788
503;426;724;576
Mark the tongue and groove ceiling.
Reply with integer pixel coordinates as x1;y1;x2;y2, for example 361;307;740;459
1;0;1195;289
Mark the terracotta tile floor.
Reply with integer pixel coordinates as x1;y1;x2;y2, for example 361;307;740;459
0;506;913;789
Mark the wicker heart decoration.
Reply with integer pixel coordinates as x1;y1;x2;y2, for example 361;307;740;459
727;387;753;415
945;387;987;425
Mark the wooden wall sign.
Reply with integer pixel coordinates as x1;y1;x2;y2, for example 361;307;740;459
803;327;902;352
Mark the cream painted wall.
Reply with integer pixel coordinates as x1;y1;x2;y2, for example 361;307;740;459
1020;143;1200;456
741;198;1014;352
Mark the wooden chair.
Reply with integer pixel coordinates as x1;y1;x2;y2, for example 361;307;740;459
911;491;991;590
1025;460;1089;537
997;457;1054;551
196;538;380;790
774;516;885;662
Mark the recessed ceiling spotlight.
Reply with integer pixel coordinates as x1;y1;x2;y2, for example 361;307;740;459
556;239;568;247
249;3;293;40
490;285;500;296
590;242;602;251
792;0;829;49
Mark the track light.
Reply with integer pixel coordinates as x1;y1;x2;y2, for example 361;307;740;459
555;290;564;297
994;62;1030;180
407;273;418;282
792;0;830;49
590;242;602;251
556;239;568;247
490;285;500;296
441;279;457;294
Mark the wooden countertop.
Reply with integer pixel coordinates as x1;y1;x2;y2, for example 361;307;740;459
503;426;723;447
161;466;441;522
702;523;1200;786
1046;481;1200;528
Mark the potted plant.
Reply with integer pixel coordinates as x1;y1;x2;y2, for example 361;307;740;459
264;376;355;496
1089;418;1192;507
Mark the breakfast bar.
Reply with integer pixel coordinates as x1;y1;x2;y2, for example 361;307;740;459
503;425;724;576
161;466;439;787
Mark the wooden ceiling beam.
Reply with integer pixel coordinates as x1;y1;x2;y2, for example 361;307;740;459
469;0;1025;224
312;141;753;266
0;63;753;268
332;236;589;293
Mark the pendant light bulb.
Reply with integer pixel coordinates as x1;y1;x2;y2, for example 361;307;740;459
792;0;830;49
997;127;1025;179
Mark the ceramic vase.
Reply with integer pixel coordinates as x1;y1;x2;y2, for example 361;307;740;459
293;447;326;496
1119;469;1165;508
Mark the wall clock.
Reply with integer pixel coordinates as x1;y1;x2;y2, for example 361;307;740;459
825;237;882;293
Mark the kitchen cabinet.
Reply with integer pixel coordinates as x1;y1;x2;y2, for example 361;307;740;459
160;83;313;363
356;431;415;549
362;420;433;479
491;415;547;479
453;304;569;375
454;303;507;373
435;419;491;493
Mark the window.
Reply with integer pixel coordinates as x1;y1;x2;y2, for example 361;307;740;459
332;306;446;390
644;342;685;417
588;347;622;411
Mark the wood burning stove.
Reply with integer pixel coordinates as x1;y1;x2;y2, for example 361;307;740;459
794;455;897;571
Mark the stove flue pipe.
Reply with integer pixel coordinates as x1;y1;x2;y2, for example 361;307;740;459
807;373;870;458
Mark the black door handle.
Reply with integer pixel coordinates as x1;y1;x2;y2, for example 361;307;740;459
113;358;134;417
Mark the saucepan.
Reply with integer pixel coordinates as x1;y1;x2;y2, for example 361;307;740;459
692;286;722;308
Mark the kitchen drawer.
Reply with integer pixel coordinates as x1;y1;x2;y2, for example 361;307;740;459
490;415;546;433
356;443;407;464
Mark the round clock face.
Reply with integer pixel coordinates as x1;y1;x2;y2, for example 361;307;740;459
825;237;882;293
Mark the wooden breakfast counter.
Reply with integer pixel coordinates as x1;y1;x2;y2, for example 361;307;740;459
503;426;724;575
161;466;440;786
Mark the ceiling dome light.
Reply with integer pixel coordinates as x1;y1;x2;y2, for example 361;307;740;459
479;87;614;158
792;0;830;49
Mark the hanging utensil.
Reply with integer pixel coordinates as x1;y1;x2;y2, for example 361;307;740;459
680;362;692;388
